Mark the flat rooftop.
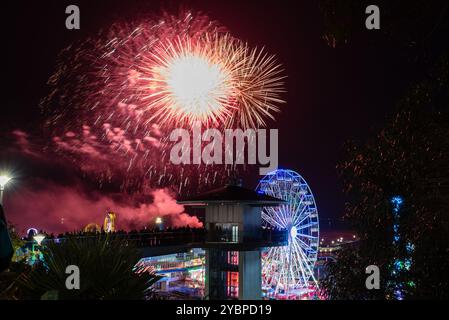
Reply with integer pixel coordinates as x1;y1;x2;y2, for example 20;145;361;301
177;184;286;207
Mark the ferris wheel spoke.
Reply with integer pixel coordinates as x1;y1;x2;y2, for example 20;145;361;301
278;210;292;230
297;221;318;230
291;240;310;287
275;255;285;293
294;240;319;288
294;208;311;226
262;212;285;229
290;196;303;215
295;241;315;274
266;247;278;262
299;233;318;240
294;203;312;221
297;237;315;253
288;194;299;210
290;246;304;287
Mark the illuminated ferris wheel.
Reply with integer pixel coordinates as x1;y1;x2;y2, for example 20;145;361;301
256;169;319;298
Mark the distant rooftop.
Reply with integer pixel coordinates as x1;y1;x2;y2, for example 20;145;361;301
177;184;286;207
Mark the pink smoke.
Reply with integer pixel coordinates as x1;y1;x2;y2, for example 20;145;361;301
4;180;202;235
11;130;41;158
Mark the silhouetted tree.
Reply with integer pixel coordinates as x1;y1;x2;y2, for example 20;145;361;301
322;56;449;299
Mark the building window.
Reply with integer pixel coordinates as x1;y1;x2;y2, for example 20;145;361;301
227;271;239;298
227;251;239;265
232;225;239;242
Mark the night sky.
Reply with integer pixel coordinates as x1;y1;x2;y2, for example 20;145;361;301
1;0;438;233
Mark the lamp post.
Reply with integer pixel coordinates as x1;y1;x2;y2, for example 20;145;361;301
0;175;12;206
155;217;163;231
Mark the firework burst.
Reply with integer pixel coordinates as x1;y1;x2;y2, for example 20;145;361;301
41;11;285;194
137;33;285;128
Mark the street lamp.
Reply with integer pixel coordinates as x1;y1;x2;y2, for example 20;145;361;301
0;175;12;205
155;217;163;231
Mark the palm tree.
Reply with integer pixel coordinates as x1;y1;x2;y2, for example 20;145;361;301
15;234;160;300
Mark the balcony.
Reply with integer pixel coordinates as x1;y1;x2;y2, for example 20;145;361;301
204;228;288;250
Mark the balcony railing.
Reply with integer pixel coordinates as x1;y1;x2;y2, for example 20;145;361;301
206;228;287;246
29;227;287;249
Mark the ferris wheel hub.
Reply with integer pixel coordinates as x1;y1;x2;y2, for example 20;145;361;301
290;226;298;238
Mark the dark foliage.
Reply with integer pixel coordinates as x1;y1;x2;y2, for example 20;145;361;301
13;234;160;300
322;56;449;299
